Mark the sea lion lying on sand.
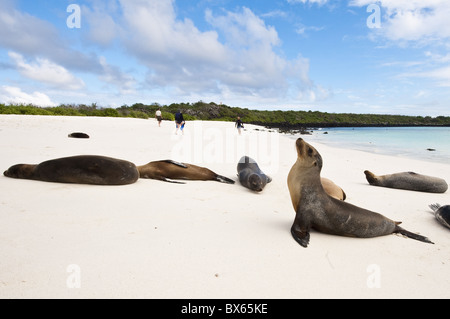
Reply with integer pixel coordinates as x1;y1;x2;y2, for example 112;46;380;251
237;156;272;192
364;170;447;193
138;160;235;184
4;155;139;185
287;138;433;248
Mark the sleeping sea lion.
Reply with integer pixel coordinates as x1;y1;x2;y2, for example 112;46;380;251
287;138;433;248
364;170;448;193
4;155;139;185
137;160;235;184
68;132;90;139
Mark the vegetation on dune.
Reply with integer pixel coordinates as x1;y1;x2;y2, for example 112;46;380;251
1;101;449;128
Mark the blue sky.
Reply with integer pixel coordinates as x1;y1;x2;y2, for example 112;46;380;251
1;0;450;116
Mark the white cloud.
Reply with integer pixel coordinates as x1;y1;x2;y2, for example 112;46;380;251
287;0;328;5
408;66;450;87
98;56;136;94
82;1;122;48
350;0;450;44
0;1;132;94
0;0;322;107
8;52;85;90
296;25;325;36
115;0;316;102
0;86;57;106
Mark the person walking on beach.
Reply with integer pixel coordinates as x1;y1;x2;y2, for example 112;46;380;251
155;108;162;127
175;110;185;135
235;117;244;135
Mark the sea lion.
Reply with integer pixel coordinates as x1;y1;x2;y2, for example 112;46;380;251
321;177;346;201
138;160;235;184
287;138;433;248
429;204;450;230
237;156;272;192
364;170;448;193
4;155;139;185
68;132;90;139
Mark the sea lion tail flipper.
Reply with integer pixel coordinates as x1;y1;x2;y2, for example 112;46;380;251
364;170;378;185
429;203;441;212
215;175;235;184
395;226;434;244
163;160;188;168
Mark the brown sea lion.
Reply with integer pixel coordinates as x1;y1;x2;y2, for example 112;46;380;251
321;177;346;201
364;170;448;193
3;155;139;185
138;160;235;184
287;138;433;248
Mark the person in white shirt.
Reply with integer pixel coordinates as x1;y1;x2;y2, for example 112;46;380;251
155;109;162;127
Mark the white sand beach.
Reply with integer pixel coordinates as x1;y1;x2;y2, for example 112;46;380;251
0;114;449;299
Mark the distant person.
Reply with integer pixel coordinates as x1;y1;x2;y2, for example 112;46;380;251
175;110;185;135
155;108;162;127
235;117;244;135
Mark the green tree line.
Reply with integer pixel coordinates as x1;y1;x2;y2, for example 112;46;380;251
1;102;449;128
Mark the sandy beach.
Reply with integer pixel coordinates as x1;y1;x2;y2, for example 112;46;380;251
0;114;449;299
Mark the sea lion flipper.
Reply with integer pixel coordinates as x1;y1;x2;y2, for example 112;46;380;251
341;189;347;201
364;170;378;185
163;178;186;184
291;211;311;248
266;176;272;184
215;175;235;184
291;224;310;248
429;203;441;212
394;226;434;244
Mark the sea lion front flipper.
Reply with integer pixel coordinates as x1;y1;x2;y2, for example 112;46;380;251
163;178;186;184
163;160;188;168
291;223;310;248
291;212;311;248
341;189;347;201
266;176;272;183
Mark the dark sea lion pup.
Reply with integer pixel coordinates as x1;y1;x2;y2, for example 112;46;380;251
4;155;139;185
364;170;448;193
138;160;235;184
237;156;272;192
287;138;433;248
429;204;450;230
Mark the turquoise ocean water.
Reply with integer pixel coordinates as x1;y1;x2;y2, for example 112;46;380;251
305;127;450;164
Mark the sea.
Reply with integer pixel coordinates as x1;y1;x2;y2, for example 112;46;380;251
303;127;450;164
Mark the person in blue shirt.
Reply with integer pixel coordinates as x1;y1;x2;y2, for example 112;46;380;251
175;111;185;135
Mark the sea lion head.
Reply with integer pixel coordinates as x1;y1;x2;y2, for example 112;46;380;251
4;164;35;179
248;173;265;192
295;138;323;171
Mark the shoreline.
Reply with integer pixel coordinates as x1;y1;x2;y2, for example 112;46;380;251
0;115;449;299
279;126;450;165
